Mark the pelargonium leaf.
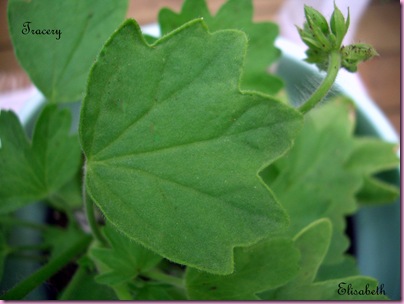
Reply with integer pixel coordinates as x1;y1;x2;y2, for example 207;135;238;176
185;237;300;300
0;105;82;213
259;219;388;300
59;255;118;300
90;224;162;286
158;0;283;95
80;19;302;274
7;0;128;103
260;97;399;265
261;98;360;264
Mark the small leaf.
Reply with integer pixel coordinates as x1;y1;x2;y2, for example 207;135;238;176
59;255;118;300
259;219;388;300
7;0;128;103
0;105;81;213
90;224;162;286
356;176;399;205
159;0;283;95
43;223;88;259
80;19;302;274
185;238;300;300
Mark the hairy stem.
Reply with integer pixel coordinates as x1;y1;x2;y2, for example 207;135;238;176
1;234;91;300
83;163;107;245
298;50;341;114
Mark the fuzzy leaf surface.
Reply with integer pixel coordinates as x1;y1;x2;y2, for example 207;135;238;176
159;0;283;95
7;0;128;103
185;238;300;300
259;219;388;300
80;19;302;274
0;106;81;213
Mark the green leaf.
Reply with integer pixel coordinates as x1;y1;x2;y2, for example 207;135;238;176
80;19;302;274
346;138;399;205
59;256;117;300
7;0;128;103
90;224;162;286
134;283;187;300
43;223;87;259
316;255;359;282
260;98;360;264
0;105;81;213
261;97;399;264
159;0;283;95
356;176;399;205
345;138;399;174
186;237;300;300
259;219;388;300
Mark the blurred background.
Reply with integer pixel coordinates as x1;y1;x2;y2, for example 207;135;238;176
0;0;400;134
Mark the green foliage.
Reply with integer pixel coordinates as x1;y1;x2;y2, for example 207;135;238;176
0;105;81;213
159;0;283;95
80;18;302;274
59;256;117;300
7;0;128;103
90;224;162;286
261;97;399;265
0;0;398;301
185;238;300;300
259;219;388;300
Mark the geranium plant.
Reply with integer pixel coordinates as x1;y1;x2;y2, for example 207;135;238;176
0;0;399;300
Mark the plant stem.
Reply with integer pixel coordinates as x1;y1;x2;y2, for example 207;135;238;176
142;269;185;289
83;164;107;245
1;234;91;300
113;284;133;300
298;50;342;114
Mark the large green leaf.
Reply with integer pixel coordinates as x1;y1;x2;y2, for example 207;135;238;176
80;19;302;274
185;237;300;300
159;0;283;95
8;0;128;103
0;106;81;213
259;219;388;300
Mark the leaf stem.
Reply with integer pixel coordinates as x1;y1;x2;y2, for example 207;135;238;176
1;234;91;300
298;50;341;114
142;269;185;289
83;164;107;245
